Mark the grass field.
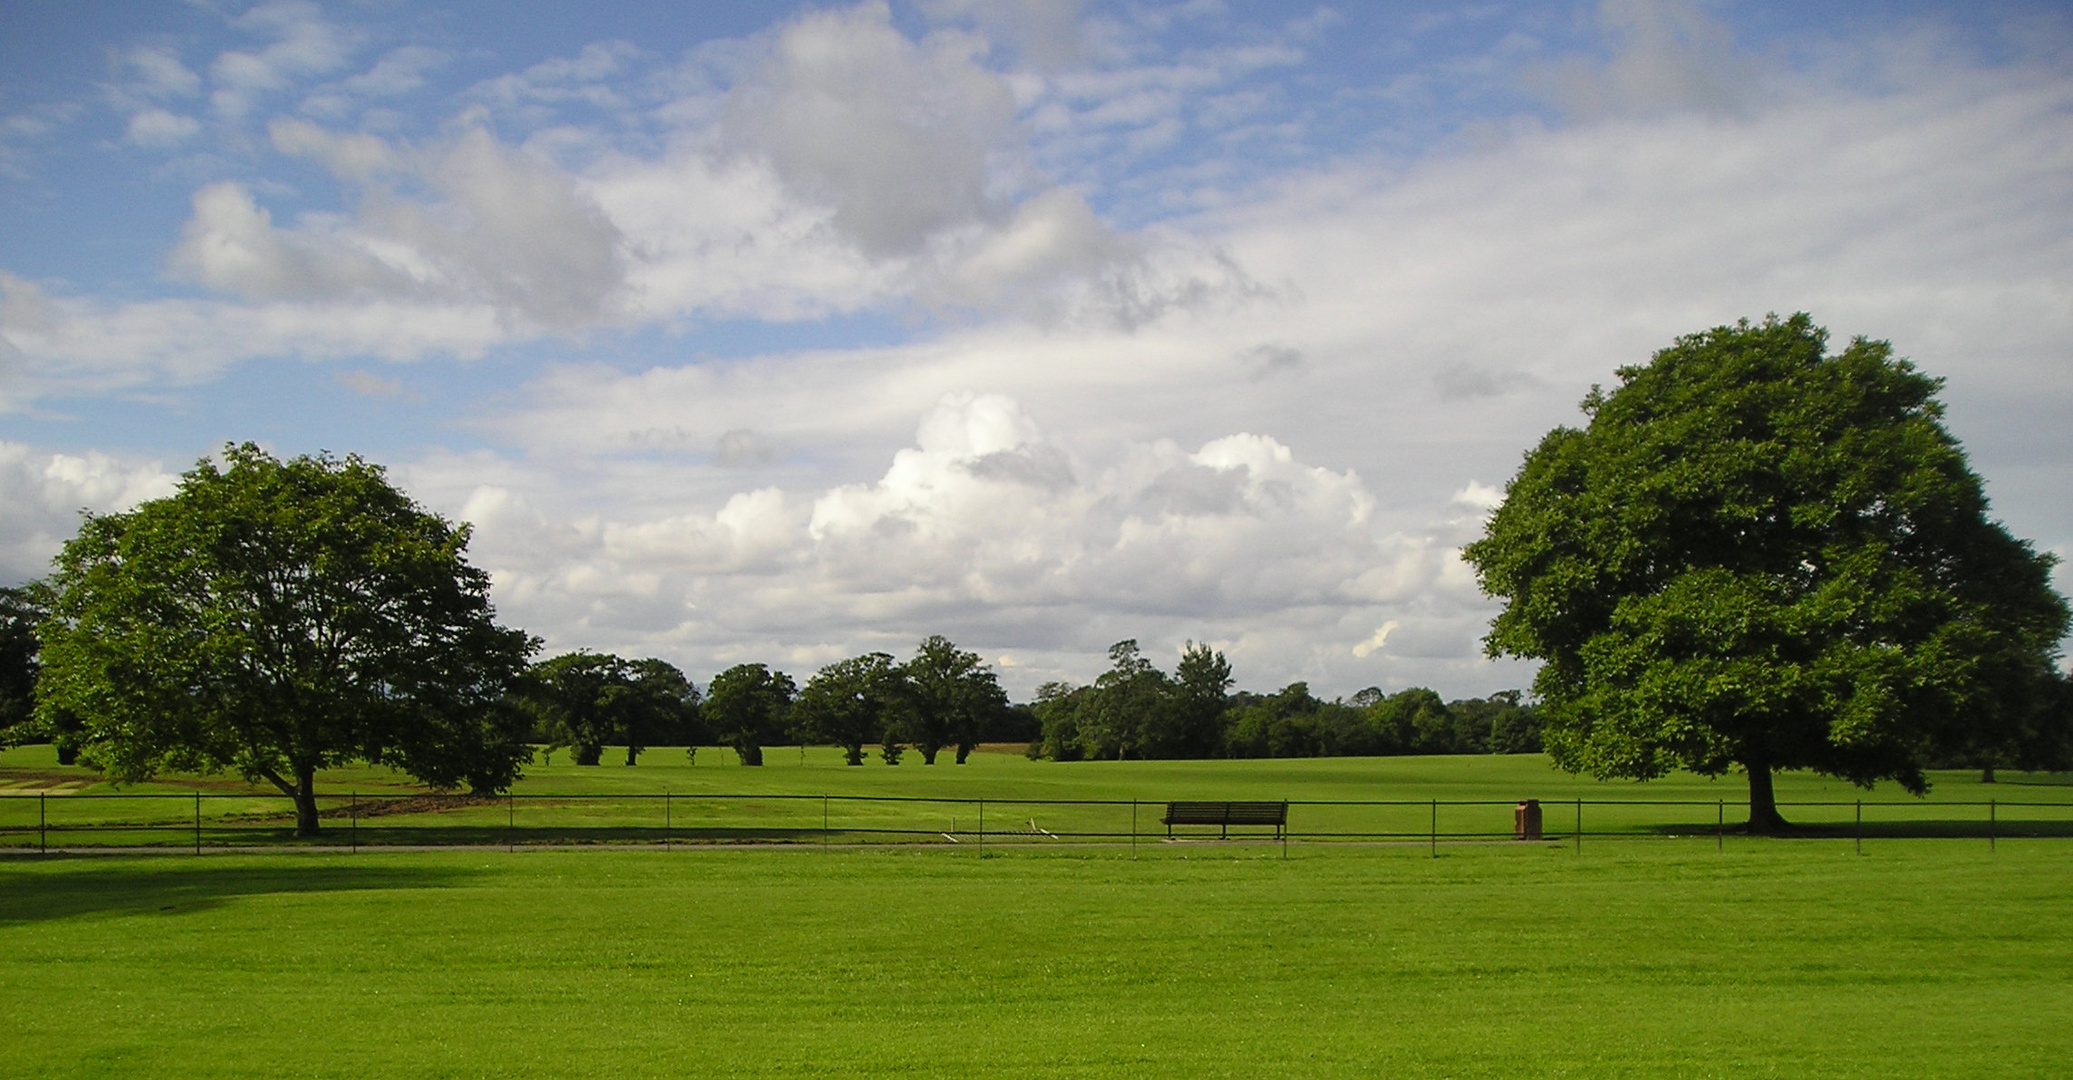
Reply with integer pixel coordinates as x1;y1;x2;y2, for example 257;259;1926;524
3;840;2070;1079
4;744;2071;848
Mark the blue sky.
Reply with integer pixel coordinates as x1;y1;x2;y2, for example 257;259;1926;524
3;0;2069;698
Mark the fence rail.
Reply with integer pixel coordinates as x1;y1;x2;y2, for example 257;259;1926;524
3;791;2069;853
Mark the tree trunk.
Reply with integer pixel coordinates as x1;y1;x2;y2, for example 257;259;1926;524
294;764;320;837
920;743;940;765
955;742;973;764
574;743;602;766
735;740;763;766
1744;757;1788;834
1981;765;1996;784
624;746;641;766
55;743;80;766
844;744;864;766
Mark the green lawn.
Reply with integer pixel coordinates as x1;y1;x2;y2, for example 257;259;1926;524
3;744;2070;847
2;841;2069;1078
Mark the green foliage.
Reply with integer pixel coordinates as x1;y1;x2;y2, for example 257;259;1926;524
704;663;795;766
794;652;911;765
1030;680;1090;761
1464;315;2072;829
1025;637;1532;762
0;582;49;747
34;444;536;834
521;651;701;765
903;635;1010;764
1075;640;1172;760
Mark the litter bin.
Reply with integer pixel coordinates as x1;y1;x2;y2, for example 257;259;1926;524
1514;799;1542;841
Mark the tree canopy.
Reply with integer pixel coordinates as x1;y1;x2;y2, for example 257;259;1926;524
35;444;537;835
704;663;795;766
1463;315;2071;830
794;652;911;766
903;635;1010;764
0;583;47;748
521;651;701;765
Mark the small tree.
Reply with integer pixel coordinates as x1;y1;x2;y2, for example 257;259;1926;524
36;444;536;835
903;636;1009;764
521;652;701;765
0;583;47;749
705;663;794;766
1465;316;2070;831
795;652;911;765
1152;641;1232;758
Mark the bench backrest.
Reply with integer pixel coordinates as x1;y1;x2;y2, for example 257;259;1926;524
1162;801;1287;825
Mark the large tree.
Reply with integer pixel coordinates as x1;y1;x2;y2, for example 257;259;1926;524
35;444;537;835
903;635;1009;764
704;663;794;766
1464;315;2070;831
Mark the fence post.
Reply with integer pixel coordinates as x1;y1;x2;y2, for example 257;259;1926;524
351;791;357;855
664;792;672;849
1430;799;1437;858
1131;799;1137;857
822;794;829;851
195;790;202;854
978;798;984;851
1989;798;1996;853
1575;798;1582;854
507;792;515;853
39;791;46;855
1854;799;1862;856
1716;799;1723;853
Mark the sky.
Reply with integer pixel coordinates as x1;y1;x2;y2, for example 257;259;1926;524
2;0;2069;702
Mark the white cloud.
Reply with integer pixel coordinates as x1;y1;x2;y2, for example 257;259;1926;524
0;443;179;582
117;45;202;100
727;2;1021;259
209;1;358;119
168;123;626;331
1351;621;1399;659
406;391;1497;693
124;109;202;147
340;45;449;98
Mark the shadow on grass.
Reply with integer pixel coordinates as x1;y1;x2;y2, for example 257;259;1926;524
2;825;905;850
0;861;487;925
1642;820;2073;839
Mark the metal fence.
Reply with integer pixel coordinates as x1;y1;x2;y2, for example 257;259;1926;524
3;791;2069;853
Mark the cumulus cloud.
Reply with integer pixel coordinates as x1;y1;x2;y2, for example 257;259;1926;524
727;3;1021;259
413;392;1495;692
168;122;626;330
0;443;178;582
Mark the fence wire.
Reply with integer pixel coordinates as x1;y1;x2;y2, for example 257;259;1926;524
2;791;2068;852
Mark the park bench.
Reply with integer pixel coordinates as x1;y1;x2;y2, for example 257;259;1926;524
1161;800;1288;839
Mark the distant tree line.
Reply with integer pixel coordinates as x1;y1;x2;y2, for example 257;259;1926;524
9;432;2063;839
502;634;1030;767
1026;639;1543;761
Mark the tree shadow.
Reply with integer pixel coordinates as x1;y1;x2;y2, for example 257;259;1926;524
0;860;487;925
1644;819;2073;839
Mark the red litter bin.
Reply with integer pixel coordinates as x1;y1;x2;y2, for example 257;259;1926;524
1514;799;1542;841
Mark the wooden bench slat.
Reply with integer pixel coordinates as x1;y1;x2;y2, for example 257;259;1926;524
1160;800;1287;838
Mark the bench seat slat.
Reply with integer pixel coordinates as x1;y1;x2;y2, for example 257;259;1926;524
1161;800;1287;836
